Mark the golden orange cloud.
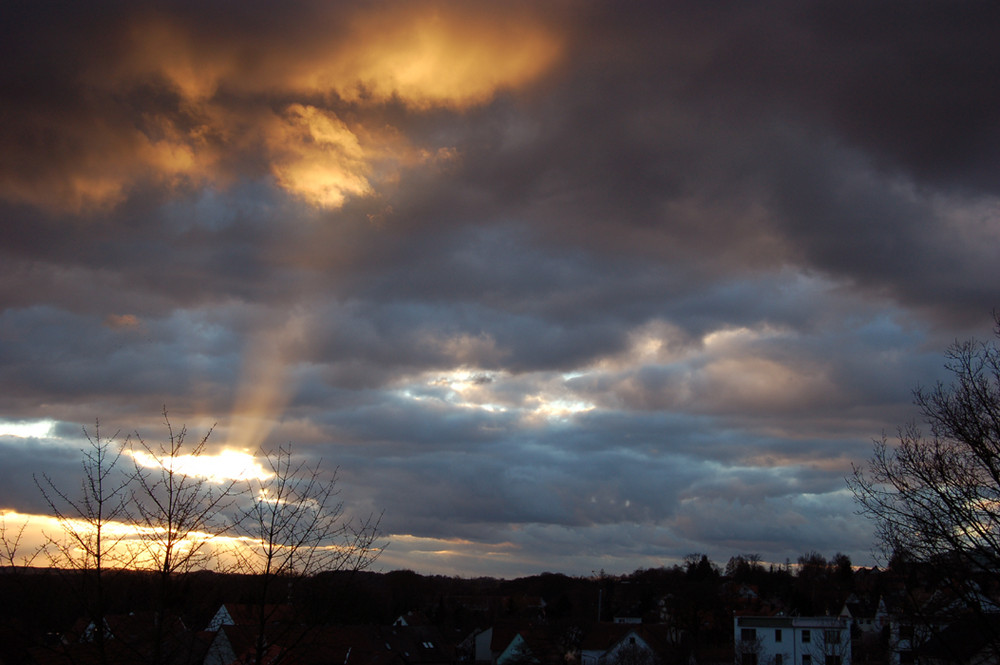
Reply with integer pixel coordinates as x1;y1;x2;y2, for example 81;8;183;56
10;4;561;213
266;104;374;209
290;5;563;109
115;5;562;108
0;107;221;214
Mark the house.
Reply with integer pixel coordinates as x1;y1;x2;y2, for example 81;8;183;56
469;627;493;664
490;625;523;665
205;618;456;665
838;595;885;633
203;604;295;665
734;616;850;665
494;628;565;665
395;612;433;628
306;625;408;665
205;624;259;665
267;625;406;665
580;624;684;665
381;624;455;665
207;624;417;665
32;612;209;665
880;584;997;665
205;603;294;632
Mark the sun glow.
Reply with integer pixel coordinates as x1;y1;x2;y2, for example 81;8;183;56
394;367;597;422
527;396;595;420
128;449;274;483
0;510;232;570
0;419;55;438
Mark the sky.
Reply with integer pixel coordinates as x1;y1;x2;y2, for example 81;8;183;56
1;1;999;579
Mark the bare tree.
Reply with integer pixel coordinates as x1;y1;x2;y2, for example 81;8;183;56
226;445;384;665
127;409;240;665
850;313;1000;657
34;421;132;664
726;553;764;581
128;410;238;575
851;321;1000;570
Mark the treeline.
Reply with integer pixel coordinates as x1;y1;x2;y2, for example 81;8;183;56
0;550;889;652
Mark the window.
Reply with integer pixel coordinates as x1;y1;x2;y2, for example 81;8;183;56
803;656;812;665
824;631;839;644
775;629;782;643
825;656;841;665
742;654;758;665
742;629;757;642
802;630;811;644
776;655;783;665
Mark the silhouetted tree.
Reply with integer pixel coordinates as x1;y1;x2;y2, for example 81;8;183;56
684;553;719;581
726;554;763;583
34;421;132;665
832;552;854;589
127;410;240;665
850;314;1000;657
227;445;384;665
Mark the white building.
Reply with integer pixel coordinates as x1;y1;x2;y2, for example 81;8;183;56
735;616;851;665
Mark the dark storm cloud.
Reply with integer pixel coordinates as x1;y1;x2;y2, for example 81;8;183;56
1;0;998;576
0;438;82;515
711;1;1000;189
568;2;1000;191
429;2;1000;322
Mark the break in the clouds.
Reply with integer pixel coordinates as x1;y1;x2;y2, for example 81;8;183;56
1;0;998;577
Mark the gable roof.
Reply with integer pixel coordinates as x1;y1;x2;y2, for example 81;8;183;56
497;628;564;665
581;623;682;661
207;603;294;631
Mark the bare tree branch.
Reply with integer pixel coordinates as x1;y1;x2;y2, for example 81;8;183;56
224;444;384;665
33;420;132;665
126;408;240;665
0;512;43;570
849;312;1000;660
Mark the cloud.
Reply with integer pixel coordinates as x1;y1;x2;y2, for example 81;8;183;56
0;1;562;214
265;105;373;209
105;314;142;330
1;0;997;577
